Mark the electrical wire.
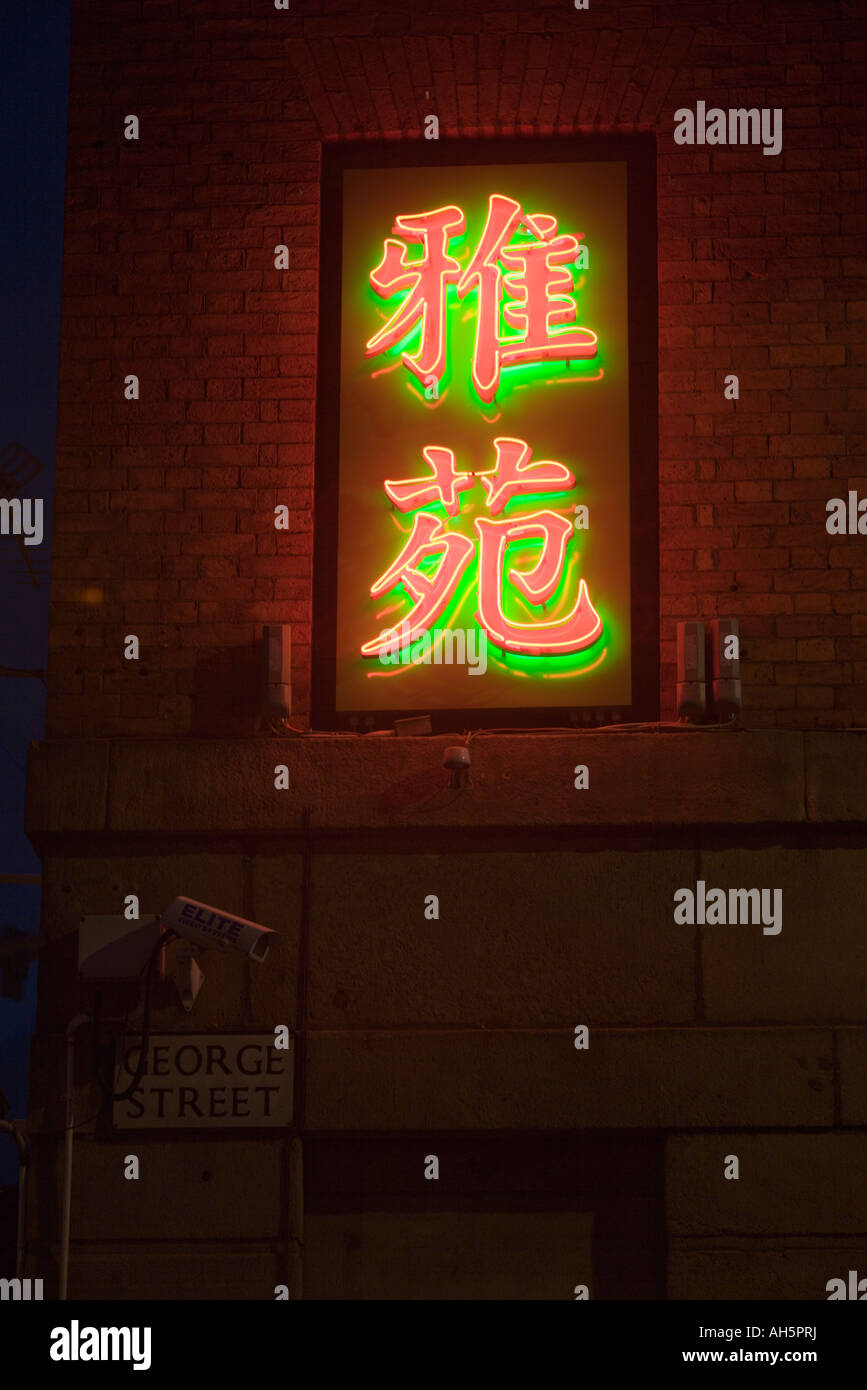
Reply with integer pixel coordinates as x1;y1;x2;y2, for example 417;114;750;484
26;931;177;1138
110;926;177;1102
262;717;744;739
466;720;741;736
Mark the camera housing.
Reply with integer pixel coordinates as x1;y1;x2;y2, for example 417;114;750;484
161;897;276;962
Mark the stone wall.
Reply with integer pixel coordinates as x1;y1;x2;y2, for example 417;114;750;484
24;730;867;1297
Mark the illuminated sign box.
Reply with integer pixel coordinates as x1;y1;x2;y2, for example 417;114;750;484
313;137;658;730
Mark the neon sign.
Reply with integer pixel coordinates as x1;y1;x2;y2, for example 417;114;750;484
365;437;601;659
313;142;659;727
366;195;599;404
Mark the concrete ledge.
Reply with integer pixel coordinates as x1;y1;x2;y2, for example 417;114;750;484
304;1028;834;1131
25;730;825;838
806;731;867;822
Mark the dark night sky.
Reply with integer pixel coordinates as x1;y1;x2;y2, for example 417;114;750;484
0;5;70;1184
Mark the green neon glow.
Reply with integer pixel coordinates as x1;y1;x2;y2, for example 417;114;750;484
359;201;601;410
352;187;623;690
362;514;611;682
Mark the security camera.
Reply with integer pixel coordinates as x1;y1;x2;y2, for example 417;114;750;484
160;897;276;962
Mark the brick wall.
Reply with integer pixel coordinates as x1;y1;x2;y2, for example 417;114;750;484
50;0;867;736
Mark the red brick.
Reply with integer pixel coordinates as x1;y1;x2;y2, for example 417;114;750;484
43;7;865;736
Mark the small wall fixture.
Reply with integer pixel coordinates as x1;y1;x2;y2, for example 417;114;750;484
676;620;706;721
708;617;741;719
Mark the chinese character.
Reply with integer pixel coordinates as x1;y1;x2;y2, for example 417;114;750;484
363;437;602;659
366;197;598;402
360;510;474;658
365;206;465;389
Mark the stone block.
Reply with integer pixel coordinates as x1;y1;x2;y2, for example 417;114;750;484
668;1134;867;1235
107;739;306;833
669;1237;867;1300
249;854;303;1028
308;849;696;1027
304;1210;594;1300
806;731;867;822
30;1136;285;1242
58;1245;283;1301
306;1028;833;1130
700;847;867;1023
26;740;109;838
836;1028;867;1125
